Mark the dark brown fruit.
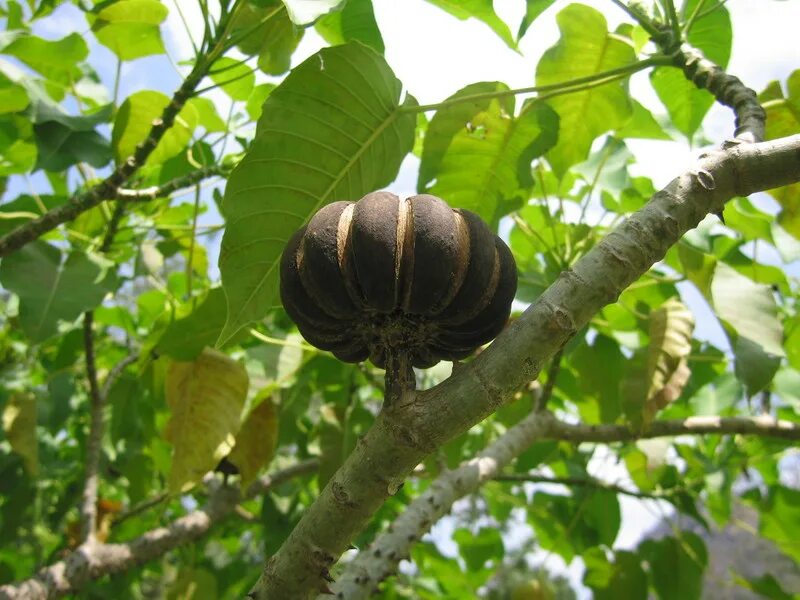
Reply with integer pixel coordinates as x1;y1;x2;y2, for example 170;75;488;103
279;192;517;368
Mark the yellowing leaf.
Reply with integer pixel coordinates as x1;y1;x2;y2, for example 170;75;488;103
227;396;278;488
2;392;38;475
622;299;695;428
164;348;249;493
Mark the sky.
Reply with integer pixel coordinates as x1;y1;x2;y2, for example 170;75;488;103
7;0;800;597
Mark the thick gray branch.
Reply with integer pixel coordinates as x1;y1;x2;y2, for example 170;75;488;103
0;461;318;600
251;135;800;599
332;413;798;599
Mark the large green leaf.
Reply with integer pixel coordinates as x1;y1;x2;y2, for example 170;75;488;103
760;486;800;563
710;263;784;395
0;241;117;342
424;0;516;49
89;0;168;61
535;4;635;177
281;0;344;25
419;84;558;222
217;42;416;344
111;90;198;166
650;0;731;139
315;0;384;54
164;348;249;493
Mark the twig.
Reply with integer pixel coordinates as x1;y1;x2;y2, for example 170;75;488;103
535;348;563;412
79;313;103;544
99;353;140;402
0;460;318;600
492;472;697;500
115;165;229;202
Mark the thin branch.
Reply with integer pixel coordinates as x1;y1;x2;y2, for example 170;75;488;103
98;201;127;253
535;348;563;412
256;134;800;599
608;0;662;37
0;460;318;600
79;312;103;545
493;472;696;500
111;493;169;529
115;165;229;202
331;411;798;598
99;353;140;402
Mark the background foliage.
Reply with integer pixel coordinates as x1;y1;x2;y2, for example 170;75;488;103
0;0;798;598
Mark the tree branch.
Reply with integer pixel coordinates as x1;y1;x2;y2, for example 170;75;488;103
0;460;318;600
252;134;800;599
534;347;563;412
115;165;229;202
79;312;103;545
330;411;798;598
490;472;694;500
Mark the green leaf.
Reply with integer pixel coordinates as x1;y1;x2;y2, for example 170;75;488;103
186;97;227;133
156;288;228;360
650;0;731;139
688;372;741;416
0;72;28;114
164;348;249;493
759;486;800;563
425;0;516;49
245;83;275;121
0;241;118;342
453;527;504;571
218;43;416;344
89;0;168;61
640;532;707;600
0;113;36;175
2;32;88;86
733;573;794;600
760;70;800;239
584;549;647;600
711;262;784;395
536;4;635;176
518;0;556;40
617;99;671;140
111;90;198;166
33;122;111;171
420;84;558;222
2;392;38;476
316;0;384;53
209;57;255;101
233;2;304;76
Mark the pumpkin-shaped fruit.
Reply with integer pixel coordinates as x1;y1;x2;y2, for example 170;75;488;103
279;192;516;368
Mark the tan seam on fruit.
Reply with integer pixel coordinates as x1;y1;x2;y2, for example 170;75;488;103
394;196;410;308
337;203;363;306
432;209;471;314
399;198;416;311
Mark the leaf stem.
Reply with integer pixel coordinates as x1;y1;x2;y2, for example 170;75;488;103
404;56;668;114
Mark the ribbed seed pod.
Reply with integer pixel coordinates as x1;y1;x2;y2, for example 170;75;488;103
279;192;517;368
